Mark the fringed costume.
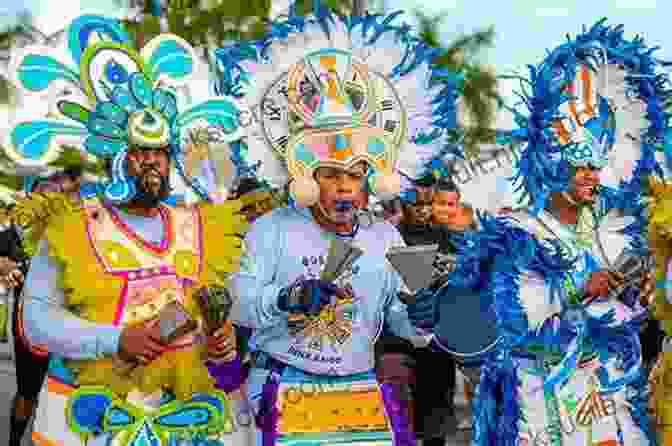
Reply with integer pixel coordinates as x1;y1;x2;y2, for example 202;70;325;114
5;14;254;446
470;19;666;445
647;178;672;444
216;4;463;445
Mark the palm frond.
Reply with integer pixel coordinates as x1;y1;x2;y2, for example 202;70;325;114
293;0;353;15
0;76;13;104
47;146;105;175
413;10;499;150
0;170;23;191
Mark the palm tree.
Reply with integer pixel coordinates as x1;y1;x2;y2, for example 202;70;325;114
118;0;359;50
115;0;273;51
413;9;499;158
291;0;353;15
0;10;34;104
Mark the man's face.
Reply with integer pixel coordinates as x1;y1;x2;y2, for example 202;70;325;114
382;199;403;227
432;190;461;225
570;165;601;203
314;162;367;224
126;147;171;208
403;189;433;225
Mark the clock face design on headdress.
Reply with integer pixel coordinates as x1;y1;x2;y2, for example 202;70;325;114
254;49;407;159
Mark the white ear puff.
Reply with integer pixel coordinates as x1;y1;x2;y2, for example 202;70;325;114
289;175;320;208
370;172;401;201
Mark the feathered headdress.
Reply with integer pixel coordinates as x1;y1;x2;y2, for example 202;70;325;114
214;3;465;208
505;18;667;213
4;14;243;204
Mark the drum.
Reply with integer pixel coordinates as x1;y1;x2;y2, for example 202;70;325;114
430;284;501;366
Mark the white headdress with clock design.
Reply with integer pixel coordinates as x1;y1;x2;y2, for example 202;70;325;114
214;4;463;207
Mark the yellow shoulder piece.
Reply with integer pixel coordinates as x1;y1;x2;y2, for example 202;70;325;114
197;200;249;287
648;177;672;329
10;193;80;257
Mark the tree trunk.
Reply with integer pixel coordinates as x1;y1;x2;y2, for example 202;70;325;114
352;0;365;15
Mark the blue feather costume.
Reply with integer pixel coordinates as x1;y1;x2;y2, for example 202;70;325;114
463;19;667;446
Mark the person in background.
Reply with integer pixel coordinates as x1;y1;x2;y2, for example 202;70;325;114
2;212;30;446
228;177;279;369
8;168;82;446
375;174;461;446
381;197;403;227
0;202;13;343
429;178;481;431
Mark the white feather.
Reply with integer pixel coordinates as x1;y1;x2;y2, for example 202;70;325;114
351;30;406;76
233;12;446;190
328;18;352;52
597;64;648;182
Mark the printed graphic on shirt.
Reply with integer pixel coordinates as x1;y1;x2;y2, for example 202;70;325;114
288;254;362;355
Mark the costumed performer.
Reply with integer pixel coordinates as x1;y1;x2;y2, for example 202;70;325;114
6;14;252;446
644;176;672;443
216;4;465;445
470;19;664;445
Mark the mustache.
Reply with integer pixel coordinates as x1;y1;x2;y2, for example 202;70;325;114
138;165;162;178
133;164;171;204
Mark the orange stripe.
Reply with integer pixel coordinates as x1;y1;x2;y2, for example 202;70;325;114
567;78;579;125
581;66;595;116
552;120;570;144
32;431;62;446
15;300;49;357
331;147;353;161
46;377;75;396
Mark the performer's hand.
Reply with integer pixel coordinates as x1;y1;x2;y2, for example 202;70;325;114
278;279;339;315
649;352;664;418
118;320;165;365
206;323;237;361
583;270;624;299
406;288;437;330
639;270;656;307
2;269;23;288
0;257;17;276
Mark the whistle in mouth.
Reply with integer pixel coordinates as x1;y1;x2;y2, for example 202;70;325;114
334;200;354;212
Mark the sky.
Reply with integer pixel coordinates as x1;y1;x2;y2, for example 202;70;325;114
384;0;672;127
3;0;670;129
3;0;671;91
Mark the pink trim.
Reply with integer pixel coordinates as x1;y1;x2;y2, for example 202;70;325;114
194;206;204;276
112;269;187;326
84;205;111;273
113;273;130;325
47;375;77;390
104;202;173;255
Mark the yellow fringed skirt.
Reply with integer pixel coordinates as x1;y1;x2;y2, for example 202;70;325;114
70;346;216;400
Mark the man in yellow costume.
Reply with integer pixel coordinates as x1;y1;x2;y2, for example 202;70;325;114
646;178;672;444
6;14;250;446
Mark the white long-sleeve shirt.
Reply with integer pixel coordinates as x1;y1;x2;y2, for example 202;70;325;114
230;206;419;375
